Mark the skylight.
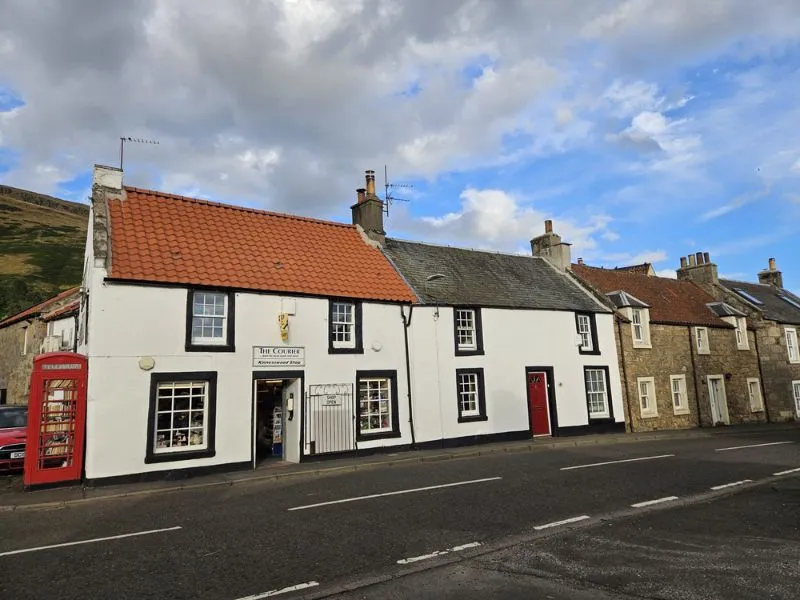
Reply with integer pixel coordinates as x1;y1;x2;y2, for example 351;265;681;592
733;288;763;305
779;295;800;310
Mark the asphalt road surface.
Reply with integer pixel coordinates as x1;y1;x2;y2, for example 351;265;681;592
1;429;799;600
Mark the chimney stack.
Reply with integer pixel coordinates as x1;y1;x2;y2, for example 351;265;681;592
92;164;123;192
351;170;385;244
531;220;572;271
577;258;584;265
677;251;718;287
758;257;783;288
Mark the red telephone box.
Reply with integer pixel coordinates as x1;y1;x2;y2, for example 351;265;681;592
24;352;88;488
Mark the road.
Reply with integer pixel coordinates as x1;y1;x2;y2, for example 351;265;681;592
1;428;799;600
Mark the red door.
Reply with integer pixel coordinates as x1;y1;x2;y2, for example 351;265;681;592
527;371;551;436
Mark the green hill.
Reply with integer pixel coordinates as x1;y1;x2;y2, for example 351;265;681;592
0;184;89;320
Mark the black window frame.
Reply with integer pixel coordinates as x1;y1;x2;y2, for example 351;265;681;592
355;370;400;441
455;367;488;423
185;289;236;353
145;371;218;464
453;306;485;356
328;299;364;354
575;312;600;355
582;365;615;424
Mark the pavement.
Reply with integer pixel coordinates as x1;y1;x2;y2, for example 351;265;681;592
2;422;798;510
0;425;799;599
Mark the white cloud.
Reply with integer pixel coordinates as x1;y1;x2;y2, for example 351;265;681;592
655;268;677;279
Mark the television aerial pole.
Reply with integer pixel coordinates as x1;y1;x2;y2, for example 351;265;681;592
119;136;160;169
382;165;413;216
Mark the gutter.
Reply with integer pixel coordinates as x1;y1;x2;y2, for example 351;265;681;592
400;304;416;449
688;325;703;427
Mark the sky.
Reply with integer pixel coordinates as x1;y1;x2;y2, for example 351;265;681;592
0;0;799;293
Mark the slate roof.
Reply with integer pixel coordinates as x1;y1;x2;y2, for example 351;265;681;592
706;302;746;318
382;238;607;312
572;264;732;328
606;290;650;309
614;263;654;275
105;188;417;303
0;287;80;328
720;279;800;325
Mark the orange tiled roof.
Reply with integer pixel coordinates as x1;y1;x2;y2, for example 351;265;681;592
42;299;80;322
572;264;731;328
106;187;417;303
614;263;652;275
0;287;80;328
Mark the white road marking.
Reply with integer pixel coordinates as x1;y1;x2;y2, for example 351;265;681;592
560;454;674;471
534;515;590;530
714;441;793;452
631;496;679;508
397;541;481;565
774;467;800;476
0;526;182;558
235;582;320;599
288;477;502;511
710;479;752;491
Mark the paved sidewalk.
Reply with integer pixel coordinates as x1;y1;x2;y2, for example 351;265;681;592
1;422;798;511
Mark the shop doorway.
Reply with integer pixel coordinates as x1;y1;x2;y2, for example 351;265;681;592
252;372;302;467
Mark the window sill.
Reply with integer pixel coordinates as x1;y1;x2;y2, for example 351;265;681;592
588;416;613;423
458;414;489;424
186;344;235;353
737;346;750;351
329;346;364;355
697;350;711;355
356;430;401;442
578;348;601;355
145;449;216;464
750;408;765;413
789;359;800;364
641;412;659;419
455;349;485;357
632;342;652;349
673;409;690;416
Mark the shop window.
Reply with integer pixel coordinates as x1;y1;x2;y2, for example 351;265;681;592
355;370;399;441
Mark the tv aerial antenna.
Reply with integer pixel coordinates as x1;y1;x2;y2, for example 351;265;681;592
382;165;413;216
119;136;160;169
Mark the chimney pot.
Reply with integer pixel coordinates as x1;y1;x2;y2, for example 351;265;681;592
703;252;710;264
544;219;553;234
680;256;687;268
356;188;366;204
365;170;376;196
688;254;697;267
695;251;704;265
769;257;776;271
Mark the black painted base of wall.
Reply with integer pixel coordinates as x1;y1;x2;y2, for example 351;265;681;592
556;421;626;436
84;460;252;488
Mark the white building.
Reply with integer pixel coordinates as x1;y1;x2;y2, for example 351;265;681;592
79;166;624;482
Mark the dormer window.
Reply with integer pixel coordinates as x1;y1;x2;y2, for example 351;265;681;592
630;308;651;348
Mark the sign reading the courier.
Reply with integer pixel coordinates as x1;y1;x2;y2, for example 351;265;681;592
252;346;305;367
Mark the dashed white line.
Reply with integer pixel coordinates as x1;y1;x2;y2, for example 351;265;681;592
714;441;793;452
710;479;752;491
288;477;502;511
560;454;674;471
533;515;591;530
774;467;800;476
235;582;320;599
397;541;481;565
631;496;679;508
0;526;182;558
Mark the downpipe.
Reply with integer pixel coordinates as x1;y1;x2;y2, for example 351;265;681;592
401;304;416;449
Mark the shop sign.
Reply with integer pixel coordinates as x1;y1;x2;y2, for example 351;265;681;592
253;346;305;367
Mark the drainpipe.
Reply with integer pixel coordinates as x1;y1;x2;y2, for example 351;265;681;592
688;326;703;427
616;317;635;433
401;304;416;449
72;314;79;353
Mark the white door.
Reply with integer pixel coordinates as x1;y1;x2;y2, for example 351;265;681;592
283;379;301;464
708;376;730;425
793;381;800;419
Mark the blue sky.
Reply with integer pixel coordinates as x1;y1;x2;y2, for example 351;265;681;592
0;1;798;293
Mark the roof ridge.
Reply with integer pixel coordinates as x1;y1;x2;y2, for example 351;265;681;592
124;186;356;229
386;236;536;259
719;278;768;288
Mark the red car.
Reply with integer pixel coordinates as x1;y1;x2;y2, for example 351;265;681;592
0;406;27;473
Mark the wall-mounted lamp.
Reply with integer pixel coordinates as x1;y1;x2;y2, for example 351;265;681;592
425;273;447;319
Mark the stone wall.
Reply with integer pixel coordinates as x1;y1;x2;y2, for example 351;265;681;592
755;323;800;421
0;320;46;405
690;327;765;427
616;321;700;432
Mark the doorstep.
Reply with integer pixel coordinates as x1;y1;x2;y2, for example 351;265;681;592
1;422;798;512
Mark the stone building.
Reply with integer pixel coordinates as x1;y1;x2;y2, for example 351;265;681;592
572;263;766;432
0;287;80;405
678;253;800;421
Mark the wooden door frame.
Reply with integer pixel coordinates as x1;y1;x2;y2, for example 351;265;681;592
706;374;730;425
524;366;559;437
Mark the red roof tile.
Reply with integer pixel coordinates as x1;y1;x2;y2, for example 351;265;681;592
613;263;653;275
0;287;80;328
106;187;417;303
42;299;80;322
572;264;731;328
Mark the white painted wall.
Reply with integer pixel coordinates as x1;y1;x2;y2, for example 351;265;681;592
83;274;412;479
408;307;624;443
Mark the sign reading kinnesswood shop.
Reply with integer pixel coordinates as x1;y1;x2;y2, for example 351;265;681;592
252;346;305;367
